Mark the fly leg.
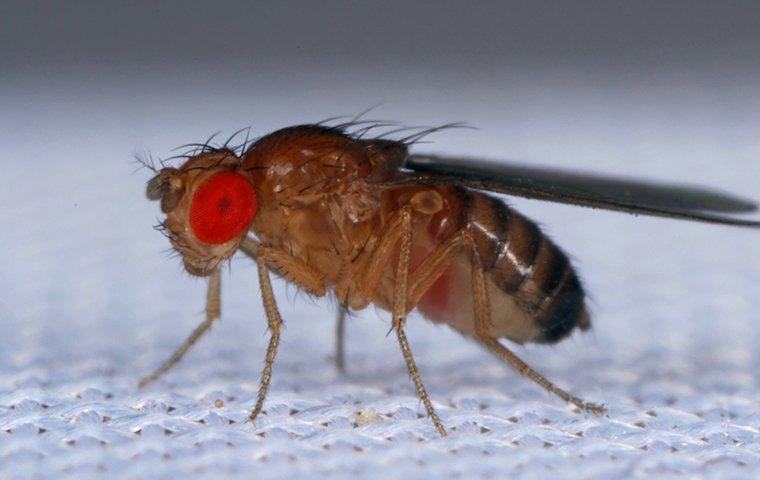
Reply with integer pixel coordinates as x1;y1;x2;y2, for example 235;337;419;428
465;238;606;415
352;201;447;435
240;238;327;423
138;267;221;388
247;248;284;423
353;194;444;304
244;256;346;374
240;237;327;297
392;208;447;437
334;302;348;373
401;229;605;415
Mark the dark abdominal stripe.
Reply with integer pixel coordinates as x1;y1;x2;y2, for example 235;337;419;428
464;191;588;344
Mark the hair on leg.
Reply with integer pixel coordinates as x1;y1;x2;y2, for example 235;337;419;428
138;268;221;388
466;238;605;415
247;249;285;423
391;209;447;436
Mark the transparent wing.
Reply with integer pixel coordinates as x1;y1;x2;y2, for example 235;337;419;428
405;155;760;227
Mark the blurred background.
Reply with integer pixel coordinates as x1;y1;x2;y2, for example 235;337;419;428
1;1;759;477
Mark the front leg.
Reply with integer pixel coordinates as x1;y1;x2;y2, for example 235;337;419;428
247;245;284;423
138;267;221;388
240;237;326;297
241;237;328;424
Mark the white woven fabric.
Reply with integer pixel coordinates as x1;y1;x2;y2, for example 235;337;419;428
1;86;758;480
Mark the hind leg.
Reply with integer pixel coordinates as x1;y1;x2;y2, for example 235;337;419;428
400;228;605;414
464;240;606;414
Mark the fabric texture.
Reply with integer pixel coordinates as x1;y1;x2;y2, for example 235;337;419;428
1;95;758;479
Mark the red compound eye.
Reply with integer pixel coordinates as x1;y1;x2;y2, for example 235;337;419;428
189;171;257;244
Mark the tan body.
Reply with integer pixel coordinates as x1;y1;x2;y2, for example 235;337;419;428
243;126;588;344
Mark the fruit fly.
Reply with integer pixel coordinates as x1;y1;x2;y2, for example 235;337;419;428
139;121;760;436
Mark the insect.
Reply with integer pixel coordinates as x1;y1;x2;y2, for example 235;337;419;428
138;120;760;436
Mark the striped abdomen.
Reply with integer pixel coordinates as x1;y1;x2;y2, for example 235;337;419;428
462;189;590;344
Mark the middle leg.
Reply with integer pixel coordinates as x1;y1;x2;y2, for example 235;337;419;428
334;302;348;373
391;208;447;436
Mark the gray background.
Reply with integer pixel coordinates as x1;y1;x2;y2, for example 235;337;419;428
1;2;759;479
